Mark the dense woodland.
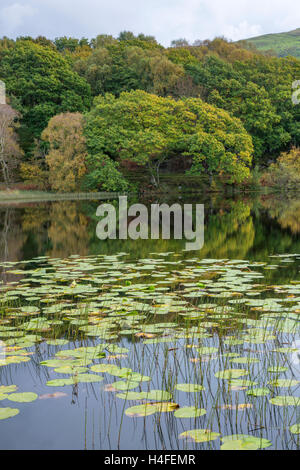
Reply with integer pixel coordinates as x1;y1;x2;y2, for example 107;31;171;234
0;32;300;192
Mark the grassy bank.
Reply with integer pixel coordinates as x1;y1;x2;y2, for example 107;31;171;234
0;190;123;203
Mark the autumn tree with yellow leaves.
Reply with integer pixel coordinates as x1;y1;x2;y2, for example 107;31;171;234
42;113;87;192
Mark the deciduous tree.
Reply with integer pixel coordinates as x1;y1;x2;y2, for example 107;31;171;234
84;90;253;187
0;104;23;186
0;40;92;155
42;113;88;192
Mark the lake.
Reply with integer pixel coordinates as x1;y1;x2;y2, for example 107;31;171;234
0;192;299;450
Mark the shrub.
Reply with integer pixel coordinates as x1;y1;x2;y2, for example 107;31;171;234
261;147;300;189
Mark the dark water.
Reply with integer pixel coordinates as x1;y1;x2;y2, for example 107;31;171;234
0;192;299;450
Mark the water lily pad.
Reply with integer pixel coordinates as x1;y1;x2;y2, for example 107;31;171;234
215;369;249;380
46;339;69;346
54;366;89;374
230;357;260;365
268;367;288;373
74;374;104;383
219;403;252;410
151;402;179;413
124;372;150;382
0;407;20;420
125;404;157;417
228;379;258;387
110;381;140;391
143;390;172;401
246;388;270;397
7;392;38;403
115;391;145;400
290;423;300;434
175;383;205;393
221;434;272;450
197;347;218;355
174;406;206;418
179;429;220;443
0;385;17;393
46;378;76;387
223;339;244;346
269;396;300;406
268;379;299;388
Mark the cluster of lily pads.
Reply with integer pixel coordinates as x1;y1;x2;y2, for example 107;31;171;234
0;252;299;449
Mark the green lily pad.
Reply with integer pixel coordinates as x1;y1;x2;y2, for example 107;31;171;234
110;381;140;391
124;372;150;382
175;383;205;393
179;429;220;443
290;423;300;434
0;385;17;393
46;339;69;346
7;392;38;403
268;367;288;373
197;347;218;355
268;379;299;388
74;374;104;383
221;434;272;450
229;379;258;387
246;388;270;397
0;407;20;420
215;369;249;380
221;440;259;451
46;378;76;387
230;357;260;364
269;396;300;406
223;339;244;346
115;391;145;400
143;390;172;401
174;406;206;418
151;402;179;413
54;366;89;374
125;404;157;417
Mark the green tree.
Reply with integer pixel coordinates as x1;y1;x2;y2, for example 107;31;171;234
0;40;92;155
171;39;190;48
84;90;253;187
54;36;84;52
184;56;287;160
90;35;117;49
74;42;183;97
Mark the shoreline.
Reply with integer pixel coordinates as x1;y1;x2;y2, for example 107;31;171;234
0;186;299;204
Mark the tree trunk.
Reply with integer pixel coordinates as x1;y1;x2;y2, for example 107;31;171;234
148;160;163;189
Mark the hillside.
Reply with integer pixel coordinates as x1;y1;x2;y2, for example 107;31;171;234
241;28;300;58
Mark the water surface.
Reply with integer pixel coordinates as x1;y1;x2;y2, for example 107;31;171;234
0;192;299;450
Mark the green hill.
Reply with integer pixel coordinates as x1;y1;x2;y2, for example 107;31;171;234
241;28;300;58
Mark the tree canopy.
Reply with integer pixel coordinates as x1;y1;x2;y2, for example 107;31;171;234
84;90;253;187
41;113;88;192
0;40;92;155
0;33;299;189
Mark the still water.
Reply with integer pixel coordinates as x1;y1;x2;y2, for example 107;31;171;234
0;192;299;450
